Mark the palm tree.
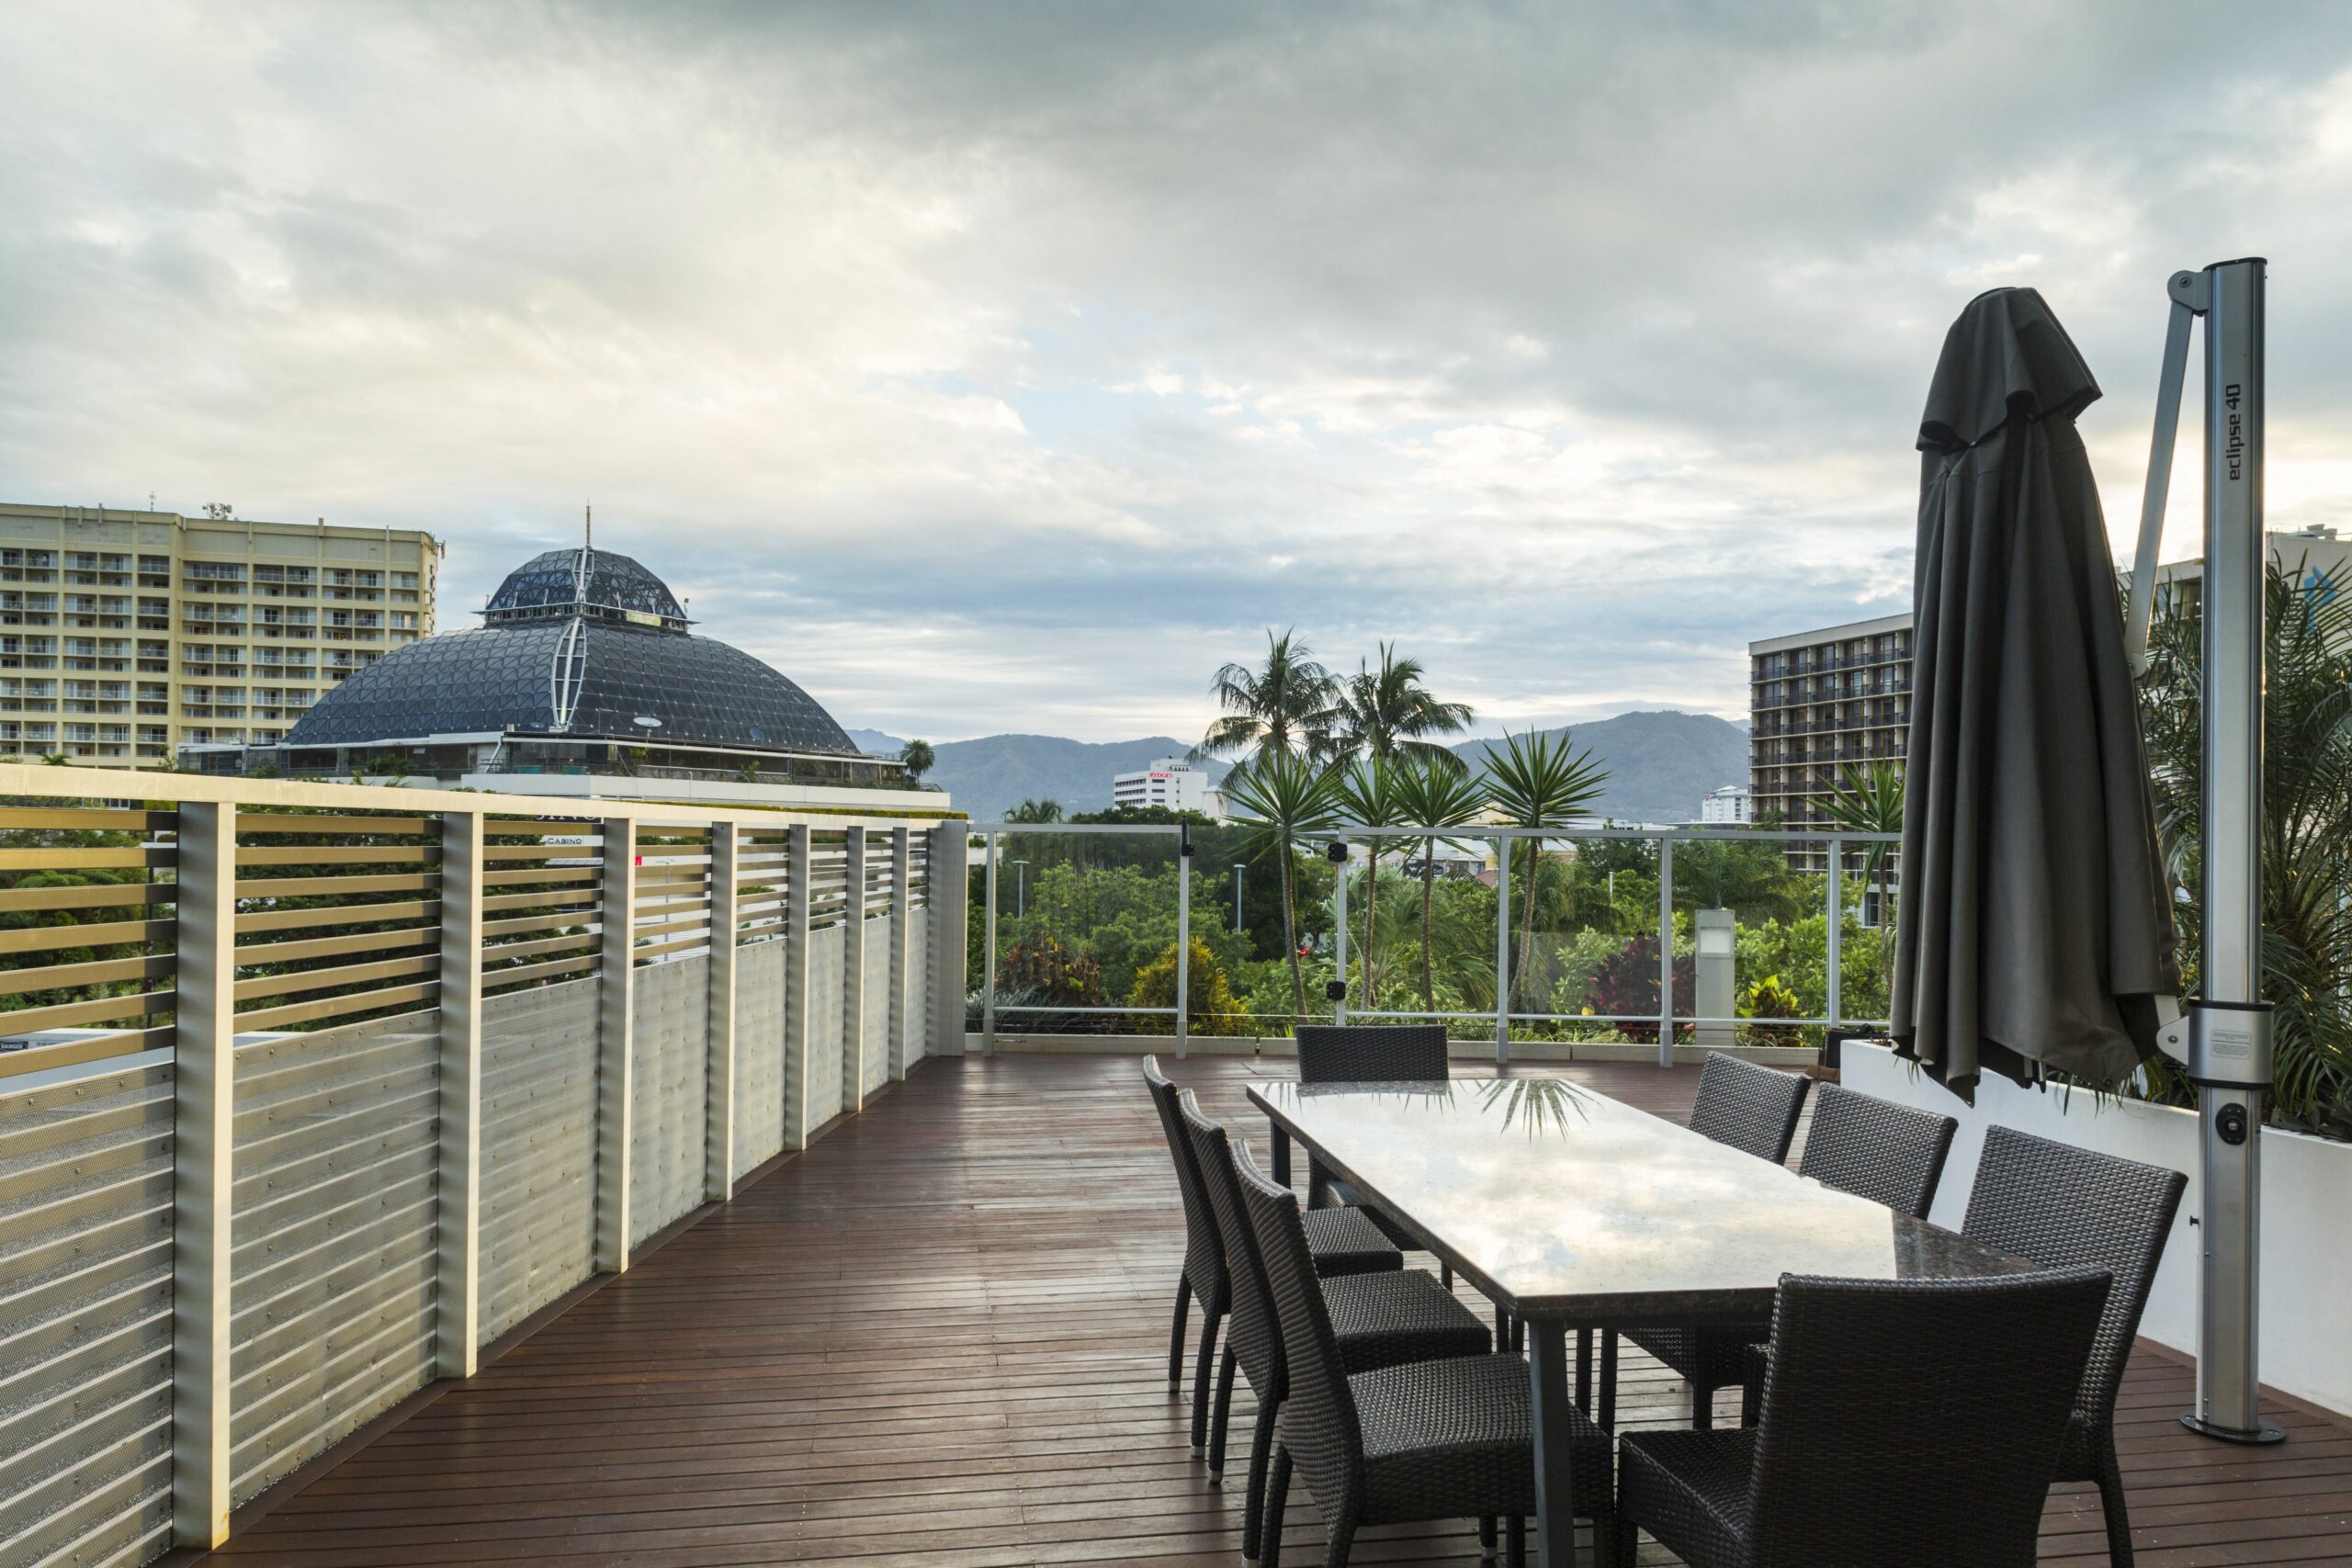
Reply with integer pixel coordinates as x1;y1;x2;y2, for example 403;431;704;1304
2141;558;2352;1129
1670;838;1808;924
1481;728;1610;1011
1820;760;1905;970
1193;629;1338;762
1004;797;1064;824
1391;751;1490;1014
898;738;935;783
1330;643;1476;769
1224;750;1343;1019
1332;760;1403;1004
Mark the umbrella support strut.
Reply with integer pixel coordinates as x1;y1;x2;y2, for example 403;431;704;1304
2129;257;2285;1446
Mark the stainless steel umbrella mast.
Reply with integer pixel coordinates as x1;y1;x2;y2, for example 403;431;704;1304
2122;257;2286;1446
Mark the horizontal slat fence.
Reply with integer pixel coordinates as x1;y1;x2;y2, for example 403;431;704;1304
0;766;963;1567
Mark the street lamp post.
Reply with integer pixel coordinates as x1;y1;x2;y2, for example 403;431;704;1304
1013;859;1030;919
1232;863;1246;930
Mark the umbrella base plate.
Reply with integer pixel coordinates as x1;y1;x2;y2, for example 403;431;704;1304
2179;1412;2286;1445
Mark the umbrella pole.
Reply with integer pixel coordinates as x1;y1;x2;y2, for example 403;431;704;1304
2182;257;2285;1444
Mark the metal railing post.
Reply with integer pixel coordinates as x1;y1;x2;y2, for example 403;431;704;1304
783;825;812;1148
1494;834;1510;1065
843;829;867;1111
1825;838;1843;1035
171;800;235;1548
435;807;485;1377
706;820;740;1201
1175;826;1192;1056
1332;838;1349;1026
982;830;1000;1055
888;828;911;1081
1657;835;1676;1069
595;818;637;1272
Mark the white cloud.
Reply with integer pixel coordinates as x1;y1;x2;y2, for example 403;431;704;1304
3;1;2350;744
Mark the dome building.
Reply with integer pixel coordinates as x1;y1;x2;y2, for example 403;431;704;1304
264;546;910;796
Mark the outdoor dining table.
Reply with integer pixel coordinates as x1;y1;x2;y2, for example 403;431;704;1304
1247;1076;2036;1568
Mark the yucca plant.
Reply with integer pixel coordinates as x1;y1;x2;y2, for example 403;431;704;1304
1225;750;1344;1020
1821;759;1905;973
1332;760;1404;1004
1392;752;1493;1015
1480;728;1610;1011
2140;558;2352;1135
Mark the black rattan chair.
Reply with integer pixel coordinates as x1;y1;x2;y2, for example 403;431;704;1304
1686;1052;1812;1165
1610;1083;1959;1430
1617;1268;2112;1568
1294;1023;1450;1211
1957;1125;2188;1568
1145;1057;1404;1452
1236;1140;1620;1568
1178;1092;1491;1561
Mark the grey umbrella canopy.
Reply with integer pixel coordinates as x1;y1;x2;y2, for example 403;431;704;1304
1890;287;2181;1100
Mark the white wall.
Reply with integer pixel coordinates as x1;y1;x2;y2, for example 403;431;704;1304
1845;1042;2352;1418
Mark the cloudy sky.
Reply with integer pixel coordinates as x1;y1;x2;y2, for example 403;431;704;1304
5;2;2350;744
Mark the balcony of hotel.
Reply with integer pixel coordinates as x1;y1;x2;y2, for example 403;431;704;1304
0;769;2345;1568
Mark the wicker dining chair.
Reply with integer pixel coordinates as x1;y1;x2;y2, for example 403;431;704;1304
1293;1023;1450;1212
1685;1052;1813;1164
1235;1140;1619;1568
1145;1057;1403;1451
1957;1125;2188;1568
1594;1054;1819;1429
1608;1083;1959;1430
1178;1093;1491;1561
1617;1268;2112;1568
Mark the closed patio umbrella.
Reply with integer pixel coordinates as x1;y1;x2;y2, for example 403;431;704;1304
1891;287;2181;1100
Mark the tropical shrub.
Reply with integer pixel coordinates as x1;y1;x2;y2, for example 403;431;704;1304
1130;938;1250;1035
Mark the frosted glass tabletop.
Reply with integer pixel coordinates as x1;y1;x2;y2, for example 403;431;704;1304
1247;1077;2026;1323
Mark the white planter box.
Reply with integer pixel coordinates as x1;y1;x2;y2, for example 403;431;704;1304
1845;1041;2352;1419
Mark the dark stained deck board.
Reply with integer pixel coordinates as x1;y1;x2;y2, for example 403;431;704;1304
195;1052;2352;1567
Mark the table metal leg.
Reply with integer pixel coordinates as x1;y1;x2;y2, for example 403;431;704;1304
1271;1125;1292;1188
1526;1319;1577;1568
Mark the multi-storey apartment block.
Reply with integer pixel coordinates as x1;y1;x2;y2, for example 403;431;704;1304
1747;612;1911;872
1748;525;2352;877
0;502;439;764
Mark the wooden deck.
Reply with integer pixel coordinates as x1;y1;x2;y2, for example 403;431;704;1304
198;1053;2352;1567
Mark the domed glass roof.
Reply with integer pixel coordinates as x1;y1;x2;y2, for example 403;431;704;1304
485;547;690;631
284;548;859;757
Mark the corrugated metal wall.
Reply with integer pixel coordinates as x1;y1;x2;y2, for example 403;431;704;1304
0;1057;175;1568
804;923;844;1125
228;1014;442;1507
478;978;600;1343
862;918;891;1097
734;939;788;1178
629;955;709;1246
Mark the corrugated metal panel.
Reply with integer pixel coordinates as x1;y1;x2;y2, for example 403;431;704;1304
905;907;928;1069
228;1011;440;1507
478;978;598;1342
861;918;890;1097
804;923;843;1124
0;1058;175;1568
733;939;787;1178
628;955;707;1246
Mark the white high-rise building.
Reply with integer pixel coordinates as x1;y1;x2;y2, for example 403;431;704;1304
1698;784;1751;824
1112;756;1216;815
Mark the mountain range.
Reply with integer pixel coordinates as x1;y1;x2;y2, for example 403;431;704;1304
847;708;1747;824
844;730;1231;820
